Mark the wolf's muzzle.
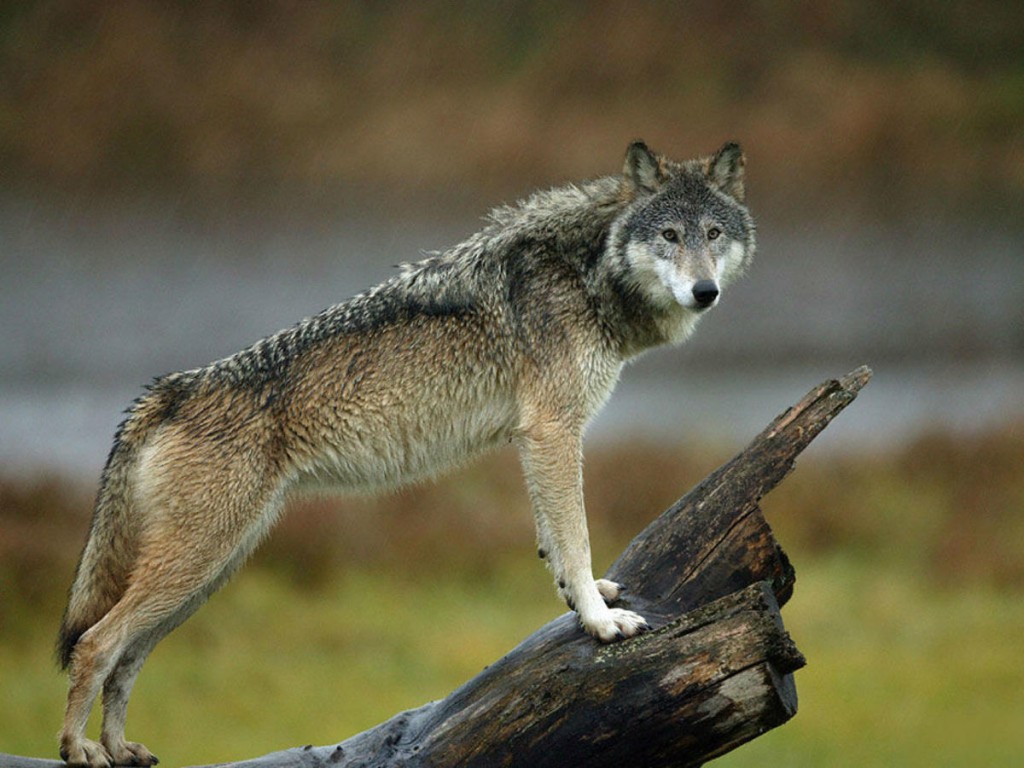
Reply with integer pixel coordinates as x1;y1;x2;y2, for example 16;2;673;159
691;280;719;308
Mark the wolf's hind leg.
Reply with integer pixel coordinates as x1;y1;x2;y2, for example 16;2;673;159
62;487;277;767
99;636;161;767
99;577;221;767
62;598;182;767
61;608;135;768
63;554;241;765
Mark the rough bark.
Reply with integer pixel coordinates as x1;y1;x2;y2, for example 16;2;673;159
5;366;871;768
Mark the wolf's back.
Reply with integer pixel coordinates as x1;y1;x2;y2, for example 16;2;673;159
56;382;182;669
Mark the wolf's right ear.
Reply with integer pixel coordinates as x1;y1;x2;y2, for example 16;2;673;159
623;141;663;195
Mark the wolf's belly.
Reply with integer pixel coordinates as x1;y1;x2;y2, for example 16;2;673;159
289;397;519;495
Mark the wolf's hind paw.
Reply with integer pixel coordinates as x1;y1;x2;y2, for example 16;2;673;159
108;740;159;766
60;737;113;768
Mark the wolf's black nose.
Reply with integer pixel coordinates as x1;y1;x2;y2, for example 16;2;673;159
692;280;719;307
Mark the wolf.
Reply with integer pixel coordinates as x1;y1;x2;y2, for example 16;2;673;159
56;140;755;766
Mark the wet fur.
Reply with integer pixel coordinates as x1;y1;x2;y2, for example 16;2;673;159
57;141;754;767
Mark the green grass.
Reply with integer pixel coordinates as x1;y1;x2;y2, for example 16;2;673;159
717;556;1024;767
2;429;1023;765
1;560;563;764
3;556;1023;766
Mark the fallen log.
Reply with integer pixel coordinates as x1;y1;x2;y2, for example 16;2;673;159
200;365;872;768
3;366;870;768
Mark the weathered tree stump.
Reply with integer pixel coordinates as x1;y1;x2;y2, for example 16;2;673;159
3;366;870;768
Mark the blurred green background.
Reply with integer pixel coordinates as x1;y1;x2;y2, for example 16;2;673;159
1;3;1022;766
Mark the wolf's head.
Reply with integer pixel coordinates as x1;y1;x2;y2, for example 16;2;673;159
611;141;755;322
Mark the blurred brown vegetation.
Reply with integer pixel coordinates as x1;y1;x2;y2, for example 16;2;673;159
3;427;1022;640
2;1;1022;211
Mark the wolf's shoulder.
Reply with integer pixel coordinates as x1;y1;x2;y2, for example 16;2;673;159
483;175;623;235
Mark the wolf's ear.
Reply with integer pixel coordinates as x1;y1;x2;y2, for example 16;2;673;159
707;142;746;201
623;140;663;195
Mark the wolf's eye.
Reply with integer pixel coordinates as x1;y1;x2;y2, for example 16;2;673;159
707;227;722;241
661;229;679;242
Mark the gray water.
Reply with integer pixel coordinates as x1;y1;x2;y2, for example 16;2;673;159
2;197;1022;480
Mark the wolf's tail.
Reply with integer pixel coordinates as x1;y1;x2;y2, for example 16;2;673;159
56;382;181;669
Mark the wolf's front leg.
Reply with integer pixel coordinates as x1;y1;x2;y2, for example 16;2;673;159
517;419;649;642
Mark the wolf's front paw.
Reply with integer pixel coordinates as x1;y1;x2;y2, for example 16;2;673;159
594;578;624;604
581;607;650;643
106;739;159;766
61;737;113;768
